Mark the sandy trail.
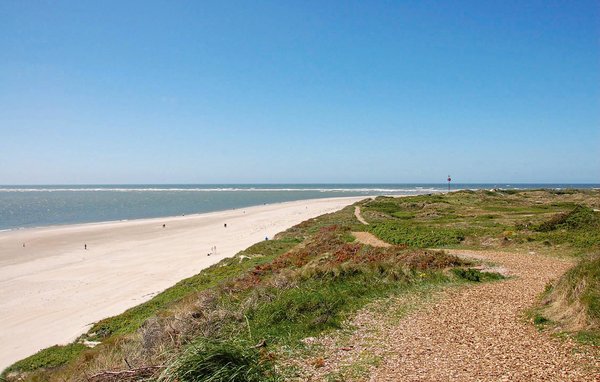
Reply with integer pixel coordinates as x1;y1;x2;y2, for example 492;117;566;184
354;206;369;225
0;197;363;371
368;249;599;381
352;232;391;248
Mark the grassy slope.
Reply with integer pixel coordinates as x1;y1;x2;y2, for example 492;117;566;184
3;189;599;381
534;203;600;344
533;253;600;345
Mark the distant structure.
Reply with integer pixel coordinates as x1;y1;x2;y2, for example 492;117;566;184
447;175;452;191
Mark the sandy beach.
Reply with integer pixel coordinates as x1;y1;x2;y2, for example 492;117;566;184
0;196;364;371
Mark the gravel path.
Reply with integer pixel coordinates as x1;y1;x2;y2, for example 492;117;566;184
368;250;600;381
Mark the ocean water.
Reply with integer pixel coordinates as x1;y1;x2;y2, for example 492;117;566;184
0;184;597;231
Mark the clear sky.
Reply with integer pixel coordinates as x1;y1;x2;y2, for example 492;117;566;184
1;1;598;184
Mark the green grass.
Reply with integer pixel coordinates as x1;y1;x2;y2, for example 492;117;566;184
558;254;600;324
533;205;599;232
159;339;277;382
530;206;600;249
368;221;465;247
573;330;600;346
361;192;600;253
246;270;446;345
533;313;550;326
1;344;87;376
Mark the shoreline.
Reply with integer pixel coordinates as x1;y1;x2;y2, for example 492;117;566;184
0;196;366;371
0;197;358;233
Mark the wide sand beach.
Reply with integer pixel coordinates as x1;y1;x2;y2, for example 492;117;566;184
0;196;364;370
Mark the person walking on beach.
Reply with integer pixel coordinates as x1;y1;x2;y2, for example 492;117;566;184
84;244;87;250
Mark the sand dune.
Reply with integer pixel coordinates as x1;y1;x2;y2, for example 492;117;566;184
0;196;364;370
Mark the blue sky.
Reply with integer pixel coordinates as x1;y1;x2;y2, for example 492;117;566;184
1;1;598;184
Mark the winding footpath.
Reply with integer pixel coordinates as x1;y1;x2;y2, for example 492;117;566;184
351;206;599;381
355;206;370;225
368;249;599;381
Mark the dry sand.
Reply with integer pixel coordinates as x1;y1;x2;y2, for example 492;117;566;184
0;196;364;371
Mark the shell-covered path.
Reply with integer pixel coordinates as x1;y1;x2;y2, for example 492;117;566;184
368;250;599;381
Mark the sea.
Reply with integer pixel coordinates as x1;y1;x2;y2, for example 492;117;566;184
0;184;597;231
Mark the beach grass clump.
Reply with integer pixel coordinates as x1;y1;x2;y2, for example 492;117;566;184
451;268;505;282
536;253;600;345
158;339;277;382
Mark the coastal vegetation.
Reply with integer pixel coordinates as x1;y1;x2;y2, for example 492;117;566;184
532;252;600;345
3;189;599;381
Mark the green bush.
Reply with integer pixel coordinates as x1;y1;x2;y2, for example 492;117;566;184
160;340;276;382
452;268;504;282
533;314;550;325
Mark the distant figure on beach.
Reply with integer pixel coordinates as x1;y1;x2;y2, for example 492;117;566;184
22;243;25;248
224;223;227;228
84;244;87;250
162;224;166;228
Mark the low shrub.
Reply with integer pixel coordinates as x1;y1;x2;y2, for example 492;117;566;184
159;340;277;382
452;268;504;282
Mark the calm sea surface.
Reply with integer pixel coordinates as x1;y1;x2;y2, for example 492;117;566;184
0;184;597;231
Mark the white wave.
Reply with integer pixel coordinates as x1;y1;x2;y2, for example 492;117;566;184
0;187;444;193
